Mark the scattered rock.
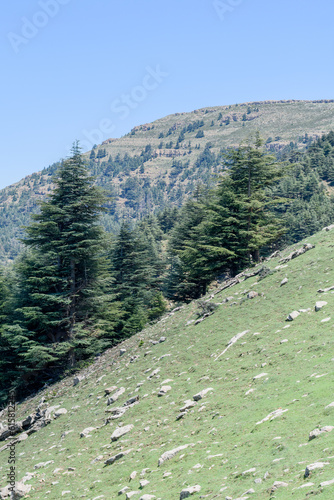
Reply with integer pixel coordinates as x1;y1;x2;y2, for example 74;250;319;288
179;485;201;498
253;373;268;380
315;301;327;312
256;408;288;425
126;491;140;499
325;402;334;409
305;462;329;477
120;349;126;356
118;487;130;495
105;386;118;395
73;375;85;386
322;224;334;231
215;330;250;360
139;495;156;500
287;310;300;321
193;388;214;401
54;408;67;418
139;479;149;488
104;449;133;466
318;285;334;293
158;444;192;466
271;481;288;492
34;460;54;469
247;291;258;299
242;468;256;476
80;427;96;438
129;471;137;481
111;424;134;441
279;243;314;264
107;387;125;405
180;400;196;412
159;337;166;343
320;478;334;487
309;426;334;440
280;278;288;286
158;386;172;397
148;368;160;379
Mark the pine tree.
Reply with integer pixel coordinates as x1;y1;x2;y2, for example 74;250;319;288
6;142;113;393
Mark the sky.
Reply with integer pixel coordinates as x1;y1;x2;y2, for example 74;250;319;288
1;0;334;189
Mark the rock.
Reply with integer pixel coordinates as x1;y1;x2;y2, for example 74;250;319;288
271;481;288;492
247;291;258;299
280;278;288;286
193;388;213;401
73;375;85;386
120;349;126;356
129;471;137;481
111;424;134;441
287;310;300;321
158;386;172;397
159;337;167;343
118;487;130;495
179;485;201;498
0;482;32;499
318;285;334;293
254;478;262;484
139;496;156;500
320;478;334;487
279;243;314;263
176;412;187;420
147;368;160;379
315;301;327;311
253;373;268;380
158;444;192;466
107;387;125;405
126;492;140;499
309;426;334;440
325;402;334;409
54;408;67;418
242;467;256;475
322;224;334;231
104;449;133;466
305;462;329;477
34;460;54;469
139;479;149;488
215;330;250;360
124;396;139;406
80;427;96;438
105;386;118;395
180;400;196;412
256;408;288;425
91;455;104;464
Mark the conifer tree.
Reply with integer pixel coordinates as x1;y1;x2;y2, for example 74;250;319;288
5;142;113;393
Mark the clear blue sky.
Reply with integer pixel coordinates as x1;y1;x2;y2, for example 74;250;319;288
1;0;333;189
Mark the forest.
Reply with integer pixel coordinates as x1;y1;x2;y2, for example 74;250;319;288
1;131;334;406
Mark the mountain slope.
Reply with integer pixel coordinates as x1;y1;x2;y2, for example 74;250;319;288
1;99;334;264
1;225;334;499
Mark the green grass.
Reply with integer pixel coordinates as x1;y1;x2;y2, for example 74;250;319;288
1;228;334;499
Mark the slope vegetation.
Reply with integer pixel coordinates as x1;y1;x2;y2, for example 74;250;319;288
1;226;334;499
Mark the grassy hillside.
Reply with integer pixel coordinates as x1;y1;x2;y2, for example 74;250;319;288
1;225;334;499
1;99;334;264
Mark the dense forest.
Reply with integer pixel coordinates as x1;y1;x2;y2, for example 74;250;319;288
1;131;334;406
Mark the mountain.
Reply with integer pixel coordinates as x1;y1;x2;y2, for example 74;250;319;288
1;99;334;264
1;226;334;499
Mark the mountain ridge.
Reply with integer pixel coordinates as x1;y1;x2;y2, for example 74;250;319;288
1;99;334;263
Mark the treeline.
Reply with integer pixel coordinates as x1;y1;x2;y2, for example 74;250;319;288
1;133;334;405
